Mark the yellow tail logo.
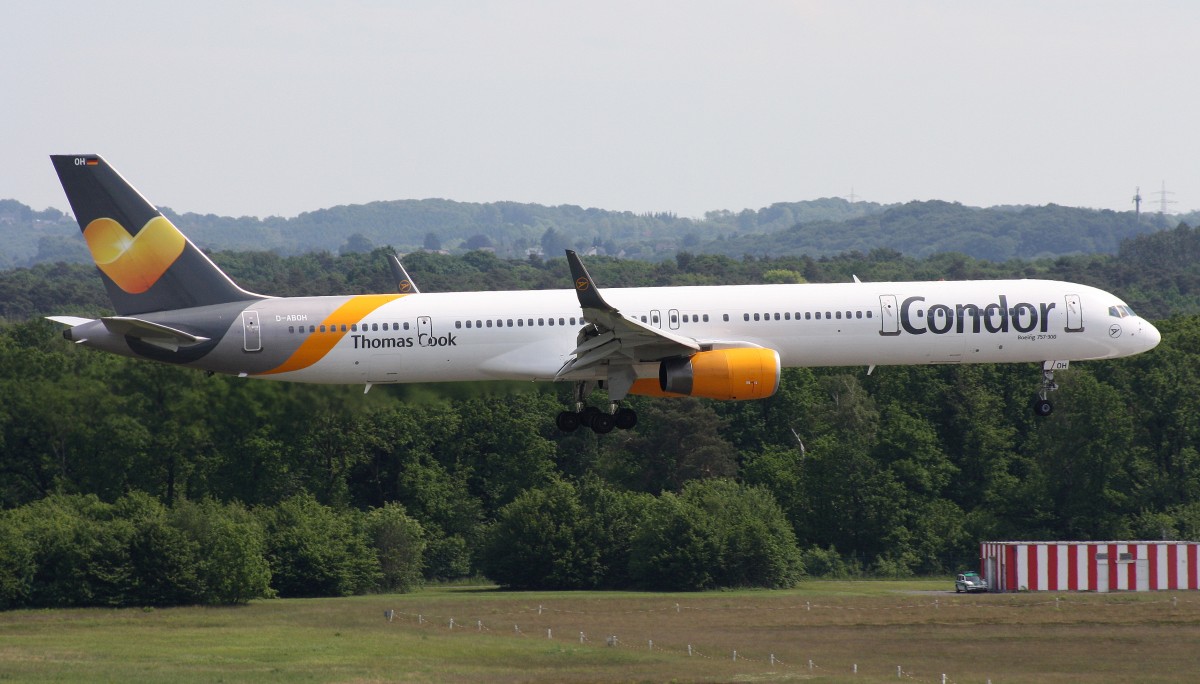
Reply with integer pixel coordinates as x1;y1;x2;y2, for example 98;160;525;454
83;216;186;294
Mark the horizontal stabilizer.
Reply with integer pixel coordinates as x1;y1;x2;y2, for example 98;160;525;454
45;315;95;327
101;316;210;352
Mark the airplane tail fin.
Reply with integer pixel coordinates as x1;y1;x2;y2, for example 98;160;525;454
50;155;265;315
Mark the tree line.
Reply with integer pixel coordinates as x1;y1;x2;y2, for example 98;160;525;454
4;193;1197;267
2;225;1199;605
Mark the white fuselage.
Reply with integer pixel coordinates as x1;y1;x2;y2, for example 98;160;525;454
218;279;1158;386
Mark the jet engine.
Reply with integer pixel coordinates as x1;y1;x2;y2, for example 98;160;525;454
641;348;780;400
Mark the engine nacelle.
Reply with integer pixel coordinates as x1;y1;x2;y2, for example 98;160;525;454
638;348;780;400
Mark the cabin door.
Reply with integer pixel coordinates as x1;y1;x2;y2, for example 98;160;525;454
1065;294;1083;332
242;311;262;352
878;295;899;336
417;316;433;346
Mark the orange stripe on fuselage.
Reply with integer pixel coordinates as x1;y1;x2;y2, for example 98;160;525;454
258;294;404;375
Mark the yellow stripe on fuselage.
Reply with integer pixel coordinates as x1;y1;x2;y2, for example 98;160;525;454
257;294;404;375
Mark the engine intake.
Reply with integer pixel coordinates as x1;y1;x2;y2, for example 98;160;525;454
653;348;781;400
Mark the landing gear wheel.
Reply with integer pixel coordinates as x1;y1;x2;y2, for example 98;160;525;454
1032;398;1053;417
556;411;580;432
1031;363;1060;418
580;405;601;428
590;412;616;434
614;407;638;430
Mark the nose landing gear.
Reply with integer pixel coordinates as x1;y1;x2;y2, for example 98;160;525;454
1031;362;1062;417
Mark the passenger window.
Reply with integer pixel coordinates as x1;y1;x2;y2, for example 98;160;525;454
703;314;710;322
319;325;326;333
288;326;294;333
404;322;410;330
309;325;316;333
517;319;524;327
466;321;473;328
340;324;348;332
744;313;750;321
507;319;514;327
773;313;780;321
351;324;358;332
486;320;492;328
753;313;760;321
805;312;811;320
856;311;862;319
538;318;545;326
456;321;462;329
640;315;647;323
866;311;873;319
722;314;729;322
836;311;842;319
372;323;379;331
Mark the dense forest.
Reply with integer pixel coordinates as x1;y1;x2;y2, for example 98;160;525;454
2;224;1199;608
3;195;1196;268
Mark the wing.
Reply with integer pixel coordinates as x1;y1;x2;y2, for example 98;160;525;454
555;250;700;381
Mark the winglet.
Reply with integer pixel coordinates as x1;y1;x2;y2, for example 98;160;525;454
387;254;420;294
565;250;613;312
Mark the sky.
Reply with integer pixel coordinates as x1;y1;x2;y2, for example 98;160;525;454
3;1;1197;219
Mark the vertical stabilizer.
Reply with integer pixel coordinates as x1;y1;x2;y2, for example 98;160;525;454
50;155;264;315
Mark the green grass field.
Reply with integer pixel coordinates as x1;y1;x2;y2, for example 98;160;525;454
2;580;1198;682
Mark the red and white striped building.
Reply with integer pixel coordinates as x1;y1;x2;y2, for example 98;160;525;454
981;542;1200;592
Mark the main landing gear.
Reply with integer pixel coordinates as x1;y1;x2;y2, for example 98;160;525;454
1031;364;1060;417
556;405;638;434
556;381;638;434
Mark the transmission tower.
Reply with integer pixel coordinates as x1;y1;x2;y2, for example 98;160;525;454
1132;186;1142;217
1151;181;1176;215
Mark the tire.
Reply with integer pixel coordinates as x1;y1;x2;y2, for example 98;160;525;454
556;411;580;432
590;412;616;434
1032;398;1053;417
614;407;638;430
580;406;601;428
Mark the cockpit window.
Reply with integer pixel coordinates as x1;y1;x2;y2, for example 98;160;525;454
1108;305;1137;318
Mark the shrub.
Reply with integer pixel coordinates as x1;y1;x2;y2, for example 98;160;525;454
363;503;425;593
261;494;380;597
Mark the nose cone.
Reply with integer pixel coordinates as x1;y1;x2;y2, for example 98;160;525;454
1140;319;1162;352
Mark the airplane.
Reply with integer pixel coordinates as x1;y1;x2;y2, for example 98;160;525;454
47;155;1161;434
